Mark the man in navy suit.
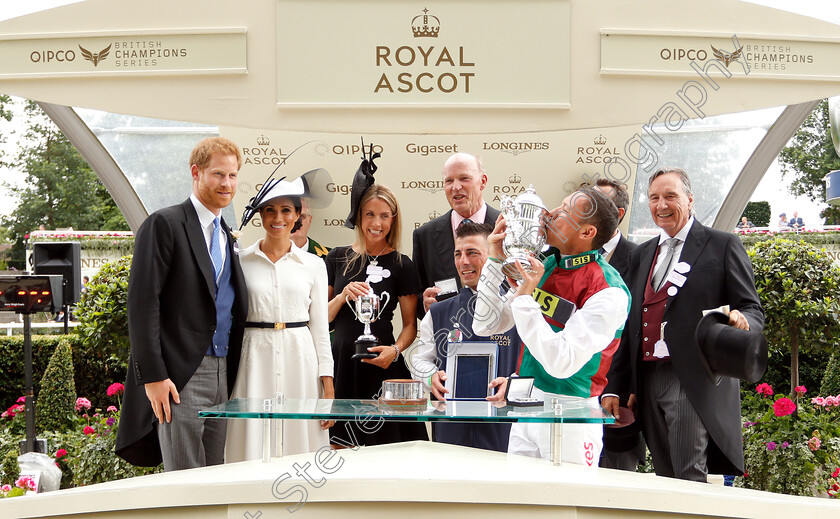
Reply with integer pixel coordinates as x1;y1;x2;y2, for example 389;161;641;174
603;167;764;481
412;153;500;316
593;178;645;471
116;137;248;470
408;221;520;452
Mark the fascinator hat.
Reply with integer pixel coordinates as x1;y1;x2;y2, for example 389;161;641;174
344;140;380;229
240;168;333;230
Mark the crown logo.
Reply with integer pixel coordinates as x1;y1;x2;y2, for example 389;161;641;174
509;172;522;184
594;134;606;146
412;8;440;38
429;210;441;220
256;135;270;146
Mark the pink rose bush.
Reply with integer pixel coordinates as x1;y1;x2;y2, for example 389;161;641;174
739;384;840;497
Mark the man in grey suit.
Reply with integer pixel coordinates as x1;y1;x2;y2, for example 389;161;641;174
412;152;500;316
116;137;248;470
603;167;764;482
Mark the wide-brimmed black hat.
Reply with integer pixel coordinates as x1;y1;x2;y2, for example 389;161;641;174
694;310;768;384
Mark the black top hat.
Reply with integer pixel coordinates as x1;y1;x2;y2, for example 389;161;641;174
694;310;768;384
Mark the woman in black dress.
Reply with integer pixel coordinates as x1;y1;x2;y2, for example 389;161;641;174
326;184;427;446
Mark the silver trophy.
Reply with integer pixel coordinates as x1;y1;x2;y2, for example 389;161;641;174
500;184;548;281
347;289;391;360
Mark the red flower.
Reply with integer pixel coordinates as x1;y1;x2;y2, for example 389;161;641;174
794;385;807;396
16;396;25;404
773;397;796;417
83;426;95;435
54;448;67;458
756;383;773;397
106;383;125;397
833;467;840;478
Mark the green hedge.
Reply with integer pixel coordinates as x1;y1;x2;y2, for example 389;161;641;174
739;230;840;247
0;335;126;411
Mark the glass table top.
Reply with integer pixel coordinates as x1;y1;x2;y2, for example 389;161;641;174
200;397;615;424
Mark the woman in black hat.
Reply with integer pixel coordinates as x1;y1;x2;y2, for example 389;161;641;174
326;182;427;445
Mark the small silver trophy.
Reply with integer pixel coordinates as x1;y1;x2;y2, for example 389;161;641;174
347;289;391;360
500;184;548;281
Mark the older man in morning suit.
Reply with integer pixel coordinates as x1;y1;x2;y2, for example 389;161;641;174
413;153;500;316
116;137;248;470
603;167;764;482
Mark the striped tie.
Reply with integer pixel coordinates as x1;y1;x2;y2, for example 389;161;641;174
210;217;222;284
652;237;680;291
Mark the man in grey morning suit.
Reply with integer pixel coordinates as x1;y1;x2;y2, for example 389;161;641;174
603;167;764;481
412;152;500;317
116;137;248;470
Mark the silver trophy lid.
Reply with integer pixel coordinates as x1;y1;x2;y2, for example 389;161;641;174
515;185;547;211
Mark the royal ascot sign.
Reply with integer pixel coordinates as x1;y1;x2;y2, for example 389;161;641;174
0;30;246;78
275;1;571;108
601;31;840;81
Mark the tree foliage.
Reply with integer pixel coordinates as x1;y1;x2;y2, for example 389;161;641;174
76;256;131;370
36;338;76;433
742;201;771;227
748;238;840;393
0;101;129;269
778;99;840;225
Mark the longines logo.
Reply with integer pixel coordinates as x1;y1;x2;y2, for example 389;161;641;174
374;7;475;94
481;141;549;156
79;44;111;66
323;217;348;227
400;180;445;194
575;136;618;164
242;136;288;165
28;39;188;68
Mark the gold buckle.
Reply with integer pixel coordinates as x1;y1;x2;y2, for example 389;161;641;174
274;322;286;330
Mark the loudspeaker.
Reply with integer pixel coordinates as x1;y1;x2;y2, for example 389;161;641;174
32;242;81;306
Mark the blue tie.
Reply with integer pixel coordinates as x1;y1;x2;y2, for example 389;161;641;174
210;217;222;284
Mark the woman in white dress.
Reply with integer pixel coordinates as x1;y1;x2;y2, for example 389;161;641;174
226;174;334;462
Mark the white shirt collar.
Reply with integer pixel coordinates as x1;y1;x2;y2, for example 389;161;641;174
190;193;219;229
253;239;306;264
601;230;622;255
658;216;694;245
